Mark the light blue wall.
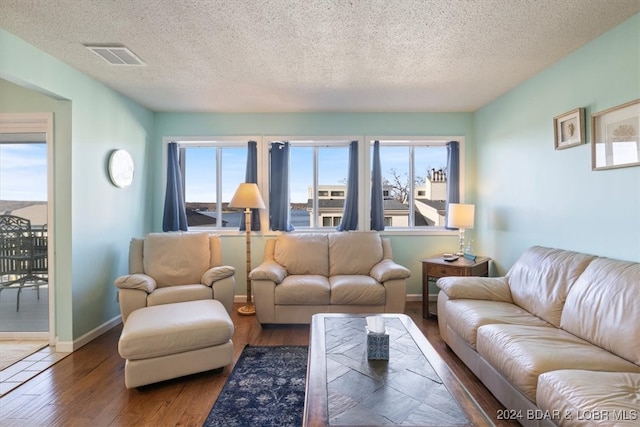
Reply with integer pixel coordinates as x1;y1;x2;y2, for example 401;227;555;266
153;113;476;295
0;29;154;343
475;14;640;274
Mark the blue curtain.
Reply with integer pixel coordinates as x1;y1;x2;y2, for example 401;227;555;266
162;142;188;231
269;142;294;231
445;141;460;229
337;141;358;231
239;140;261;231
370;140;385;231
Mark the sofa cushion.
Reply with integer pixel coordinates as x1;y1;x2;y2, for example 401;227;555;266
446;300;552;348
147;284;213;306
143;232;210;287
561;257;640;365
328;232;383;276
506;246;596;327
536;370;640;427
477;324;640;402
329;275;386;305
274;233;329;276
275;275;330;305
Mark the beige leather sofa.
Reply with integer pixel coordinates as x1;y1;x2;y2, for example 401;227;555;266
250;232;411;325
437;246;640;427
115;232;236;322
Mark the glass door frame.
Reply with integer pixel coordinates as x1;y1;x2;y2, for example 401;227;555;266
0;112;55;344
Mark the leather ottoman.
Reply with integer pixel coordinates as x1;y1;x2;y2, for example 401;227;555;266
118;299;234;388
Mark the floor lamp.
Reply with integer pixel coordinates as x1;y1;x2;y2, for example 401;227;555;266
229;183;265;316
447;203;475;256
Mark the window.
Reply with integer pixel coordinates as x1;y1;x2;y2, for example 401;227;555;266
371;139;453;228
177;140;248;229
285;140;351;228
322;216;342;227
168;135;462;233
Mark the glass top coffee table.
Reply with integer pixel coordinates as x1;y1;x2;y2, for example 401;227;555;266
303;313;493;426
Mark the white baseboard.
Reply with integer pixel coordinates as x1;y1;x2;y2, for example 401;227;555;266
235;294;437;303
55;315;122;353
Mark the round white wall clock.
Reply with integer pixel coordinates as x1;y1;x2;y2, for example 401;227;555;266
108;149;135;188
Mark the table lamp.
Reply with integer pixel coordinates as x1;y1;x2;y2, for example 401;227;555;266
447;203;475;256
229;183;265;315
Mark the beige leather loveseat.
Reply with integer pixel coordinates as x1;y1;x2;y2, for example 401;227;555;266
250;232;411;325
437;246;640;427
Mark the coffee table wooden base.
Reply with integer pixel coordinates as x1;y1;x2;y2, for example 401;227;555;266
303;313;493;426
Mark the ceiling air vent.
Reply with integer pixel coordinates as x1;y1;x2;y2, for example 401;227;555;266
84;45;146;66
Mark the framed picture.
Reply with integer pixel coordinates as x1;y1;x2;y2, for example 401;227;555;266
591;99;640;171
554;108;584;150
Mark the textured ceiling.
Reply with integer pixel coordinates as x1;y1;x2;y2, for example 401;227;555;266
1;0;639;113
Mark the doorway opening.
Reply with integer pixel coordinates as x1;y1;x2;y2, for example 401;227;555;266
0;113;54;346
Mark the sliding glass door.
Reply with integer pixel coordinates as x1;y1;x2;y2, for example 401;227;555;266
0;134;49;335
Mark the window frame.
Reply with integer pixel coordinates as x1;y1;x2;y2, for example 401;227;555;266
162;136;263;233
264;136;362;230
162;135;465;236
365;136;466;235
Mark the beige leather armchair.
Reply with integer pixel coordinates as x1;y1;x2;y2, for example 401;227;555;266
114;232;235;322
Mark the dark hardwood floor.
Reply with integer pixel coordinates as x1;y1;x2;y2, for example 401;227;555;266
0;302;517;426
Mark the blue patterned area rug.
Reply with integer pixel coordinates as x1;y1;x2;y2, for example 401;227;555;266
203;345;308;427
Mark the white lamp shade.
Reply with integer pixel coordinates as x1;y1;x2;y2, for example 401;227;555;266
228;183;266;209
447;203;475;229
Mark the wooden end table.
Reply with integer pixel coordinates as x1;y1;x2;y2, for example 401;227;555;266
421;255;491;319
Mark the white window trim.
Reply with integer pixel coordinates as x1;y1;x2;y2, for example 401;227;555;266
366;136;466;236
162;135;465;236
162;136;264;234
263;136;362;232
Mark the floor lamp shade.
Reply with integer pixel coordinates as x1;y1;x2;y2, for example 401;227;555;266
447;203;475;255
229;183;265;316
228;183;266;210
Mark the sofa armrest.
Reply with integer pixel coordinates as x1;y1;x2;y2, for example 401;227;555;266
117;288;148;324
201;265;236;286
369;259;411;282
249;261;287;284
114;274;157;293
212;275;235;314
436;276;513;302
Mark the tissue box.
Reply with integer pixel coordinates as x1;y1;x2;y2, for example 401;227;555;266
366;327;389;360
